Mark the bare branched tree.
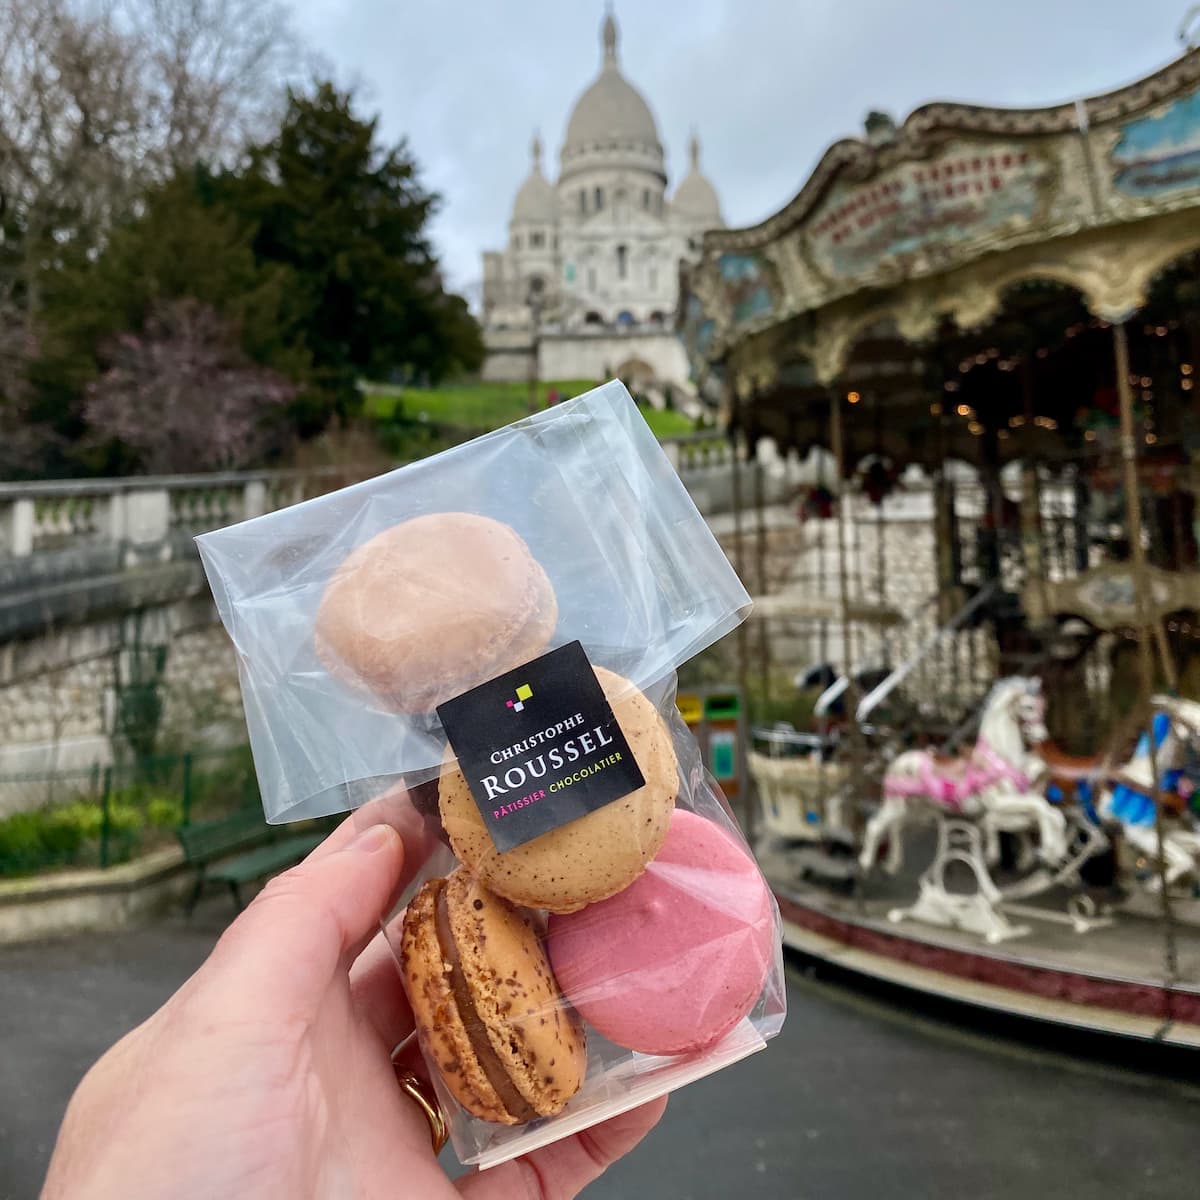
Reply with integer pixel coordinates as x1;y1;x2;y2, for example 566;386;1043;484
0;0;146;308
0;0;302;316
118;0;303;169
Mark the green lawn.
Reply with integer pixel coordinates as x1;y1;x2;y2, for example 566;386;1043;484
363;379;695;439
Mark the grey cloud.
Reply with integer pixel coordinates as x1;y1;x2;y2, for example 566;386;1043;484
292;0;1189;293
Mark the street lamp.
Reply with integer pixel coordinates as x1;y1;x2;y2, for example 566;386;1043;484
527;278;545;415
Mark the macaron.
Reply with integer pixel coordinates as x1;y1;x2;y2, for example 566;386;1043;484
439;667;678;913
400;868;587;1126
546;808;776;1056
314;513;558;713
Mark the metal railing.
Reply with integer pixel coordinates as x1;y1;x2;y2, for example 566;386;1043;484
0;746;259;874
855;581;1002;726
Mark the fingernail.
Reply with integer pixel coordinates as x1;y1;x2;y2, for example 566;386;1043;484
348;824;395;854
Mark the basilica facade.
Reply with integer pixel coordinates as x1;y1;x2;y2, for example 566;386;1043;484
480;11;723;389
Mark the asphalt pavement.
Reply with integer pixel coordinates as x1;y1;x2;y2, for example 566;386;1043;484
3;901;1199;1199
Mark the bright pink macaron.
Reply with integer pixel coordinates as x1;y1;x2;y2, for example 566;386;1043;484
546;808;776;1056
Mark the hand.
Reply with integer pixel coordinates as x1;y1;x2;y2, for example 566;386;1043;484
42;788;666;1199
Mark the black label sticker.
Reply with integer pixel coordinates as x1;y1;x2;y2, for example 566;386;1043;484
437;641;645;853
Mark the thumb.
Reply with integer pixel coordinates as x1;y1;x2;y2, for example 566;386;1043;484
206;823;406;1008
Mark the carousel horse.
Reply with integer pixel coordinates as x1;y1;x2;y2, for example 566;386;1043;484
1100;697;1200;892
859;677;1068;874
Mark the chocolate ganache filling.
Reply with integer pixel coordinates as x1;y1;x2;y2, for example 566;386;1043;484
434;882;538;1122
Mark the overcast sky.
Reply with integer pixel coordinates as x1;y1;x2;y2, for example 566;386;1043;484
291;0;1197;296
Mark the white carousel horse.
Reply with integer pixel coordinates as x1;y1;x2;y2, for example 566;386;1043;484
1100;696;1200;892
859;677;1068;874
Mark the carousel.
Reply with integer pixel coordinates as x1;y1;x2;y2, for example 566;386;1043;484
681;48;1200;1045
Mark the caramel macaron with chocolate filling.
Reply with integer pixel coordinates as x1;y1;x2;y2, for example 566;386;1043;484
315;513;558;714
400;869;586;1126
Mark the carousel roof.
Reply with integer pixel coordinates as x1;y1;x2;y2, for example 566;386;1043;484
682;48;1200;379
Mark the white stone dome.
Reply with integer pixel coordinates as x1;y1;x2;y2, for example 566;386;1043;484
511;133;558;223
672;133;723;223
562;13;661;154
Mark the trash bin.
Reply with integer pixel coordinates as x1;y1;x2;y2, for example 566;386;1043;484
676;686;747;804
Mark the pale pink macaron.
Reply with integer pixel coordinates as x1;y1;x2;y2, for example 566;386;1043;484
546;808;776;1056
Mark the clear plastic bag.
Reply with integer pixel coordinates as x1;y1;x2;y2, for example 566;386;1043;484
196;381;786;1168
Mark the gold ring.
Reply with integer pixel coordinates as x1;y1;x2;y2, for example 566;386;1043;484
395;1068;449;1156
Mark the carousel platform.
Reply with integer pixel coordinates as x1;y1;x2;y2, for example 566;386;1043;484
759;840;1200;1051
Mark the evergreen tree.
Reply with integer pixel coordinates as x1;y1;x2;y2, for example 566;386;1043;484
32;173;304;472
217;83;483;432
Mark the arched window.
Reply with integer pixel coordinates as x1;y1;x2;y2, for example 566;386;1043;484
530;231;545;249
616;244;627;280
579;190;586;214
594;186;604;210
616;310;635;326
642;189;650;210
584;310;604;326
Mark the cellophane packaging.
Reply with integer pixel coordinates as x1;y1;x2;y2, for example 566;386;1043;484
196;381;786;1168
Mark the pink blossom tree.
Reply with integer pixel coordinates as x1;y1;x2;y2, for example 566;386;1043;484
84;298;296;473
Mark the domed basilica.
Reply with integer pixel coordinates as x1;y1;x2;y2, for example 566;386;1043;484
481;10;723;389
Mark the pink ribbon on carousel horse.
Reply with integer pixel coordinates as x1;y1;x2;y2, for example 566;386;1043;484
883;737;1031;811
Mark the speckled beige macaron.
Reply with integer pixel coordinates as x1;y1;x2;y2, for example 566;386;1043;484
400;868;587;1125
314;513;558;713
439;667;678;913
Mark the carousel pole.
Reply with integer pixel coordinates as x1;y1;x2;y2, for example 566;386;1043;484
872;389;889;665
729;379;754;836
1020;357;1049;621
830;385;860;726
1114;321;1178;989
751;390;771;710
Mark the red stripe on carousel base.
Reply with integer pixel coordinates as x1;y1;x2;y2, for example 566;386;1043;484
775;892;1188;1023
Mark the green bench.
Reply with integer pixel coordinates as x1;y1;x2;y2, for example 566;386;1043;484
178;809;325;913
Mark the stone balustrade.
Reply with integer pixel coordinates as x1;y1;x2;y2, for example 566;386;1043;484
0;440;754;566
0;468;350;563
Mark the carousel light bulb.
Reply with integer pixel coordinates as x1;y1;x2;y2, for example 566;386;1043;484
944;380;960;392
847;391;860;404
1184;379;1194;391
1182;364;1193;376
1141;376;1152;388
956;403;970;417
1085;429;1097;441
1157;326;1168;336
1146;433;1158;445
968;422;983;435
930;402;942;416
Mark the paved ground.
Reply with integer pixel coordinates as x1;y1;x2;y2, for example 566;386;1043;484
3;901;1200;1199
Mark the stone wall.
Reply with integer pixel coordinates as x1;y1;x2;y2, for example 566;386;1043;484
537;329;690;387
0;597;242;813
